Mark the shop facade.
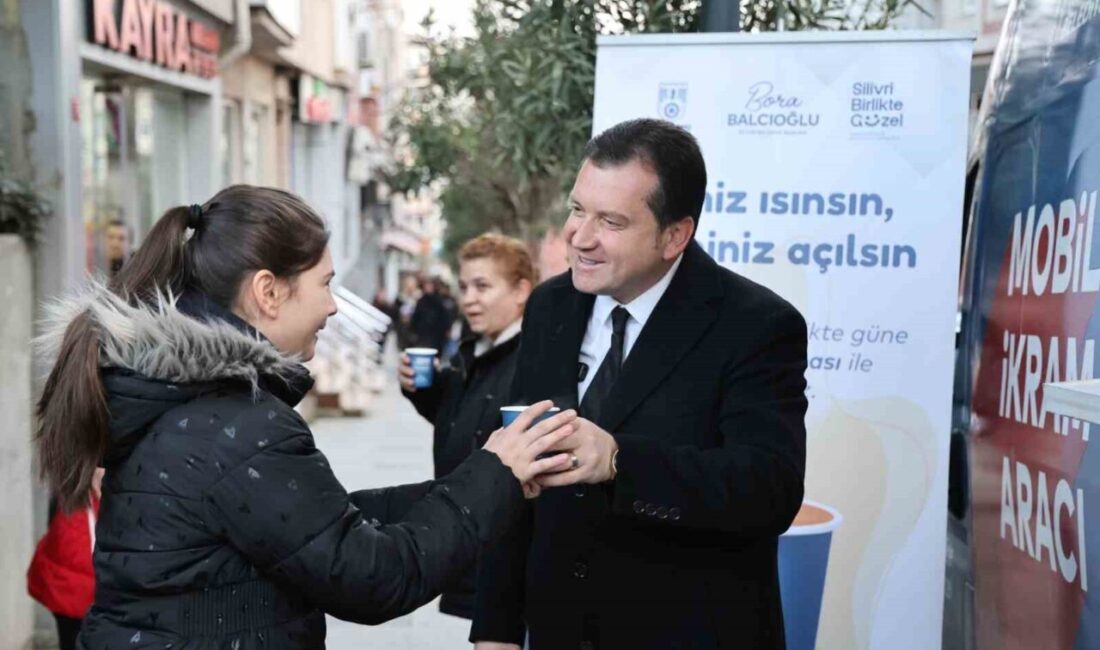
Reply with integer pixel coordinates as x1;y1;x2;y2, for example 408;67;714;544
79;0;231;276
291;72;362;276
220;0;302;190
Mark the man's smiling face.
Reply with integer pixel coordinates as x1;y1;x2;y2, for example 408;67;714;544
564;158;674;304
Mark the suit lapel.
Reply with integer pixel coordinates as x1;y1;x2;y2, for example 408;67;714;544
597;242;723;433
540;278;594;410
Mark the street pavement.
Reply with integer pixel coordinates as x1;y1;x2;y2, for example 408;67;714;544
311;349;474;649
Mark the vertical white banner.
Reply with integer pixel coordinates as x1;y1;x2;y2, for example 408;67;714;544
593;32;972;650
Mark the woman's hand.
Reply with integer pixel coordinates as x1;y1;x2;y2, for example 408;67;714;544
398;353;440;393
398;353;417;392
482;401;576;498
91;467;105;500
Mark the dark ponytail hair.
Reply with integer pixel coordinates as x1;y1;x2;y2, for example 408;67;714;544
36;185;330;511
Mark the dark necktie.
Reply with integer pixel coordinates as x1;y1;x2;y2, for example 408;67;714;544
579;306;630;424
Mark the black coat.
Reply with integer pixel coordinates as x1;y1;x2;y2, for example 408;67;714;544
471;242;808;649
57;289;525;649
403;333;521;618
411;292;453;352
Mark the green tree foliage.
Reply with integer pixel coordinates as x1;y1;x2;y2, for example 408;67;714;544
386;0;921;258
0;151;50;246
740;0;926;31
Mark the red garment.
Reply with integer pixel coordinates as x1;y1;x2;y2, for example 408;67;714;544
27;496;99;618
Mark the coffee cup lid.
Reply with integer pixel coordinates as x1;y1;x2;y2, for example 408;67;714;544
405;348;439;355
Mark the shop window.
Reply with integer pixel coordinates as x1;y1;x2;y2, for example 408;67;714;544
222;100;242;186
81;78;189;279
243;105;269;185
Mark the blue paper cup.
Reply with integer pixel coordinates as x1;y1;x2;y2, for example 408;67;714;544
778;500;842;650
405;348;438;388
502;406;564;462
500;405;561;428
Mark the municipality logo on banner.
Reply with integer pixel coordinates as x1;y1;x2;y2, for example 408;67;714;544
727;81;821;136
658;82;688;122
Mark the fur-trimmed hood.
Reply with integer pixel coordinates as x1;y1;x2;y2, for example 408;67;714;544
38;282;306;389
37;284;313;453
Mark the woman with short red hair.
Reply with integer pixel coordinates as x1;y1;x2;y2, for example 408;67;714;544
399;233;538;620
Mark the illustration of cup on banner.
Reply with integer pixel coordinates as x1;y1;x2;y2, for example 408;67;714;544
405;348;438;388
778;500;843;650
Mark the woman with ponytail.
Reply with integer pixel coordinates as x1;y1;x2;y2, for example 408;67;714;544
35;185;578;649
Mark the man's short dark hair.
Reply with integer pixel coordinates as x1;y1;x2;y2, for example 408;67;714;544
582;118;707;231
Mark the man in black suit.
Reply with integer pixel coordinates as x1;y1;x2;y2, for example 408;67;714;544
471;118;808;650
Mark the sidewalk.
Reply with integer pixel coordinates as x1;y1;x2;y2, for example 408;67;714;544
311;349;472;649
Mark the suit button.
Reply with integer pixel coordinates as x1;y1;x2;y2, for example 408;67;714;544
575;487;586;498
656;506;668;519
670;507;682;521
645;504;658;517
580;643;595;650
633;500;644;513
573;561;589;579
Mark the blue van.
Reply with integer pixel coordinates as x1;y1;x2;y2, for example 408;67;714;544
947;1;1100;648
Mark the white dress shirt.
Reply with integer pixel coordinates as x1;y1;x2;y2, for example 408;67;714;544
577;254;684;401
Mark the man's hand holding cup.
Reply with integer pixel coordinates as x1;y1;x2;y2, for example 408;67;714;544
482;401;578;498
533;417;619;488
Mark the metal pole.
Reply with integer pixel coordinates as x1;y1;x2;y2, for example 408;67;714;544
700;0;740;32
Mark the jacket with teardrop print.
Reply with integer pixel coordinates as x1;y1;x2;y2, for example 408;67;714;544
37;286;525;649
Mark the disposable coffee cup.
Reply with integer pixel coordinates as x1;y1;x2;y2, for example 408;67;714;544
778;500;843;650
502;406;564;462
500;405;561;428
405;348;438;388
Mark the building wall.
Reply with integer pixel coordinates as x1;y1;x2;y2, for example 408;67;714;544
0;3;40;644
353;0;457;293
0;238;36;650
221;54;280;185
362;0;408;136
280;0;365;278
279;0;337;82
274;74;293;188
1;0;34;181
191;0;234;23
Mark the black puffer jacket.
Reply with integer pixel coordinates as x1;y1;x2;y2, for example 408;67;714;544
402;333;520;618
42;288;525;649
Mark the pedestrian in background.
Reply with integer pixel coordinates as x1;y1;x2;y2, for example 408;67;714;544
27;468;104;650
436;279;461;360
412;276;452;352
103;220;131;281
371;287;397;345
399;233;537;621
394;274;421;349
33;185;578;649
